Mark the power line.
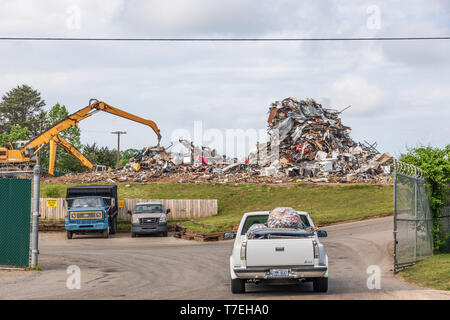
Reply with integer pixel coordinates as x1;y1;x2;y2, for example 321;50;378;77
0;36;449;42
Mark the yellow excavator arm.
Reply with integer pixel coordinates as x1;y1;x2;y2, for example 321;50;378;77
0;99;161;175
48;135;93;176
23;99;161;156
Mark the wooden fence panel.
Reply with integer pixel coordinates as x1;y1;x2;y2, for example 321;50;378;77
39;198;218;220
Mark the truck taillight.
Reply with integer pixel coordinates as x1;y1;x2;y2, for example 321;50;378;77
313;240;319;259
240;242;247;260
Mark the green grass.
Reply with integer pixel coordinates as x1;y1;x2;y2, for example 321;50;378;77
41;182;393;233
117;218;131;232
401;253;450;291
24;265;43;271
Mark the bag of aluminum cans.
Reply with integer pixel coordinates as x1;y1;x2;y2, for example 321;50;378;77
267;207;302;228
246;223;268;239
246;223;267;236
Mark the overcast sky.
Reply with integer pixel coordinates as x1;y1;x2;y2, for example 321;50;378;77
0;0;449;158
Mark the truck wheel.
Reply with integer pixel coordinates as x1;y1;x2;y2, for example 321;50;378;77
313;277;328;292
66;231;73;239
131;232;136;238
103;228;109;239
162;231;168;237
231;278;245;294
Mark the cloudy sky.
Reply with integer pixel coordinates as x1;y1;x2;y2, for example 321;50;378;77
0;0;449;158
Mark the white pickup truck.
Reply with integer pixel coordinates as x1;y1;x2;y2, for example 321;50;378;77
230;211;328;294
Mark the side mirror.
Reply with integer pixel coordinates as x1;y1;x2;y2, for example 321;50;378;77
317;230;327;238
166;208;171;214
127;210;132;215
224;232;236;239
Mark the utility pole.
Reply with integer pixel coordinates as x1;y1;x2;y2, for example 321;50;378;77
31;164;40;267
28;119;46;165
111;131;126;169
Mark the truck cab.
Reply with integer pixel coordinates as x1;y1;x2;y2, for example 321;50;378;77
129;202;170;237
65;185;119;239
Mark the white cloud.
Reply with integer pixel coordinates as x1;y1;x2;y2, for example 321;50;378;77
327;75;382;115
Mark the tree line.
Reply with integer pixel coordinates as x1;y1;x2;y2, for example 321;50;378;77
0;84;138;173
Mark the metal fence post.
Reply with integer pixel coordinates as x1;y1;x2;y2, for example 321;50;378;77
31;165;40;267
393;159;398;272
414;167;418;261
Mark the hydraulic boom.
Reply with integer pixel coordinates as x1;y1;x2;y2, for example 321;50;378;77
0;99;162;175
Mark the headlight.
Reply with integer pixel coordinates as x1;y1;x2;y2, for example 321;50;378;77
132;216;139;224
159;214;167;223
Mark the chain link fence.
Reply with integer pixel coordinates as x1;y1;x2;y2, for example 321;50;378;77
439;198;450;251
393;160;434;273
0;168;40;268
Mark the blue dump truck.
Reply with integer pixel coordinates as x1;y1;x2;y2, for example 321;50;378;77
65;185;119;239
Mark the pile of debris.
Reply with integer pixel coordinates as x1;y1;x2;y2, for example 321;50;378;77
56;97;393;184
247;97;393;183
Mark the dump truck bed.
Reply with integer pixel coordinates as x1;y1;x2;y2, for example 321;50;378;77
66;185;118;215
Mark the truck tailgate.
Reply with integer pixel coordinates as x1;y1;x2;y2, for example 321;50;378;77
246;239;314;267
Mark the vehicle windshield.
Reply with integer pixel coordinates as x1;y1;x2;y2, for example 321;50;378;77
71;197;105;208
134;204;163;213
241;213;311;235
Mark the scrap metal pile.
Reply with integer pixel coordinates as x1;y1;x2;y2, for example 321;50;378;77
247;97;393;183
57;97;393;184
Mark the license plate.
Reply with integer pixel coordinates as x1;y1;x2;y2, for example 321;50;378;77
271;269;290;277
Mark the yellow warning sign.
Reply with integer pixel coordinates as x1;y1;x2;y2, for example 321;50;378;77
46;199;57;207
119;200;125;208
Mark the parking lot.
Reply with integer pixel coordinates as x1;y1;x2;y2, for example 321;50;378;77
0;217;448;300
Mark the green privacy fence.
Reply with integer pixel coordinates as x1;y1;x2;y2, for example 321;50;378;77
0;178;32;267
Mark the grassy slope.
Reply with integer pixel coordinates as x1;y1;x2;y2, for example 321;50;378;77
401;253;450;291
41;182;392;233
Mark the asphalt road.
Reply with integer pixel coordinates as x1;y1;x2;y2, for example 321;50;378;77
0;216;448;300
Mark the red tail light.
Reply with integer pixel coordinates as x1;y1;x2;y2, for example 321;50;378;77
313;240;319;258
240;242;247;260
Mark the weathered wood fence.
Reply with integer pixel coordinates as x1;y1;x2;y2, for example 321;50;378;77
39;198;218;220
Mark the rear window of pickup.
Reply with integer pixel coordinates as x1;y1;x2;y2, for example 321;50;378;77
241;214;311;235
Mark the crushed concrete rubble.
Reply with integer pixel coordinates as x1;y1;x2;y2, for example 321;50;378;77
57;97;393;185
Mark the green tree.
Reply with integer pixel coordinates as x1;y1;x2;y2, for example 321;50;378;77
47;103;81;147
0;85;46;137
0;125;29;147
119;148;139;167
400;145;450;251
83;143;116;168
